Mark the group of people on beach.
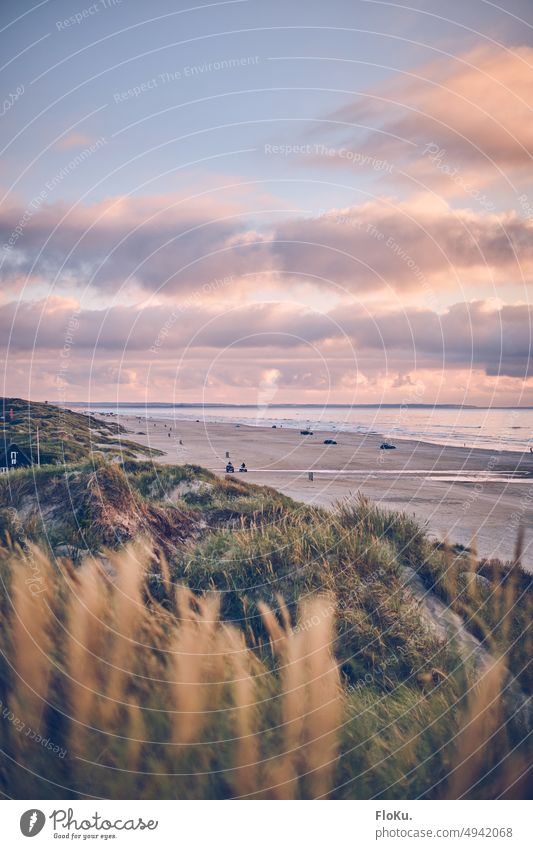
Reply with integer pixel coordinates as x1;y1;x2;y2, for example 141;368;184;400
226;461;247;473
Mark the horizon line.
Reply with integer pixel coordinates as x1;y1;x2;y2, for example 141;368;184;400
60;401;533;410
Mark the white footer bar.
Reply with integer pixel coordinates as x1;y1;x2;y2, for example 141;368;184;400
2;799;530;848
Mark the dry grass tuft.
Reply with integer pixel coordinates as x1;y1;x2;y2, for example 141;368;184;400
223;625;259;798
66;556;107;743
102;542;147;720
303;599;342;799
0;529;529;801
10;544;54;731
447;658;505;799
126;700;144;774
171;587;221;745
259;595;342;798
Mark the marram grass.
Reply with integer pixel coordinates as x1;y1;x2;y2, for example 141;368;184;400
0;537;529;800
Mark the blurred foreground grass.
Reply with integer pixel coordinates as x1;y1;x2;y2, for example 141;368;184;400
0;456;530;799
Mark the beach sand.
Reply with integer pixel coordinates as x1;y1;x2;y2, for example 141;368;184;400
97;412;533;569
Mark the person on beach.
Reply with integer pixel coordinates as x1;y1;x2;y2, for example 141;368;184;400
239;462;247;473
226;461;234;473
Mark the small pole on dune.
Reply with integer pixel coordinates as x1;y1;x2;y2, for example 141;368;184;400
36;424;41;467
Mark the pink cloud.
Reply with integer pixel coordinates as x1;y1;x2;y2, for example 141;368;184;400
55;132;94;151
314;45;533;196
2;193;531;301
2;296;531;388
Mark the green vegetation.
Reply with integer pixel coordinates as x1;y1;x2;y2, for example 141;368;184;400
0;397;162;464
0;457;530;800
0;400;530;799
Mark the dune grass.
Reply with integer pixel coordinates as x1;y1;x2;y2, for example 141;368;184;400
0;532;529;800
0;542;344;799
0;458;530;799
0;398;161;465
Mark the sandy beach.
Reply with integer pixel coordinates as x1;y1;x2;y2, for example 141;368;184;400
96;412;533;569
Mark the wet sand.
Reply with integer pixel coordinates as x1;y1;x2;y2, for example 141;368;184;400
97;412;533;569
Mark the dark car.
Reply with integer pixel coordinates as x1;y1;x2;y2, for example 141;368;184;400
300;430;314;435
380;442;396;450
323;439;337;445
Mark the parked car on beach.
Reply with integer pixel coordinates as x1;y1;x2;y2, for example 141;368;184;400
380;442;396;450
323;439;337;445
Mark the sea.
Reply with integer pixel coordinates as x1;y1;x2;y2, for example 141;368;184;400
76;404;533;454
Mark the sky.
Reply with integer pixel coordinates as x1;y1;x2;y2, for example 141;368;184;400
1;0;532;406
